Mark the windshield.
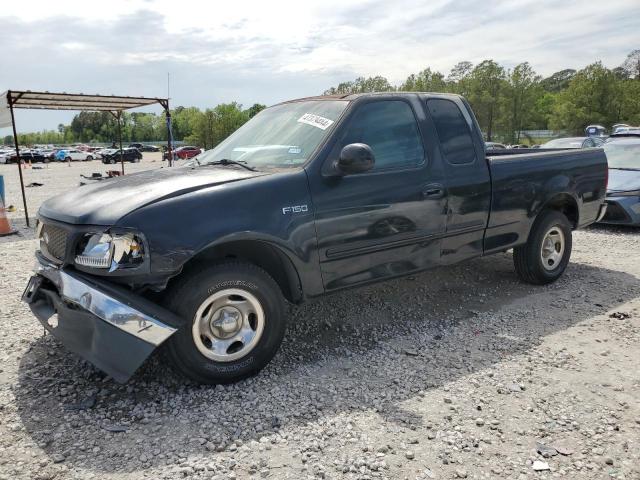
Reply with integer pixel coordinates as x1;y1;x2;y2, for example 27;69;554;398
604;141;640;169
540;137;584;148
196;100;348;169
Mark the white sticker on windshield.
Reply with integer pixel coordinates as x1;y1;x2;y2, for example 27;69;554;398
297;113;334;130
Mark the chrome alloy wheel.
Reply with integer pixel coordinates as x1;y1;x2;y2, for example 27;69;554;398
540;226;565;271
192;288;265;362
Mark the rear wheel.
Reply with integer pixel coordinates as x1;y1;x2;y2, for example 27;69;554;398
86;155;93;161
65;156;71;162
513;210;572;285
163;262;287;384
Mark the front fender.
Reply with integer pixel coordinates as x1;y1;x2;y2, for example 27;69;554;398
116;169;324;296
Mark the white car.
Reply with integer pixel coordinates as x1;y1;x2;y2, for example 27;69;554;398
62;149;95;161
0;149;15;164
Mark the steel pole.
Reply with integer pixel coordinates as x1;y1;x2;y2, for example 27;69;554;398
8;91;29;227
165;106;173;167
117;111;124;175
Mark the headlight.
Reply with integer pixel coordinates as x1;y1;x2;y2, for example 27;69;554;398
75;232;145;271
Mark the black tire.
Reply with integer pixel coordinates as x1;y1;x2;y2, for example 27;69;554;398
109;158;115;164
86;155;93;161
65;156;71;162
163;261;287;384
513;210;572;285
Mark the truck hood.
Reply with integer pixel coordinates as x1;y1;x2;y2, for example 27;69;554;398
39;166;267;225
607;168;640;195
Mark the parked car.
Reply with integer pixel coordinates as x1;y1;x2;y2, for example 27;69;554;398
612;123;631;134
0;150;47;163
539;137;604;149
59;149;95;161
101;147;142;163
585;125;606;137
20;151;48;163
598;137;640;226
129;143;160;152
38;149;57;161
23;92;608;384
485;142;506;150
606;129;640;141
164;145;202;160
0;149;15;164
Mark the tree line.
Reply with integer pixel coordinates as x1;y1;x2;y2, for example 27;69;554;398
3;102;266;149
4;50;640;147
324;49;640;143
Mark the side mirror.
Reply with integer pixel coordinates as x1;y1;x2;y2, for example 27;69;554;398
335;143;375;175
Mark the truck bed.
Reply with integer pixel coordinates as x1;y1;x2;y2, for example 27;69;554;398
483;148;608;253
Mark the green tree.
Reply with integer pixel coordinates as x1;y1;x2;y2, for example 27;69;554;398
502;62;541;143
246;103;266;118
540;69;576;92
323;76;394;94
550;62;624;133
621;49;640;80
466;60;506;140
619;79;640;124
447;61;474;96
211;102;249;147
400;67;447;92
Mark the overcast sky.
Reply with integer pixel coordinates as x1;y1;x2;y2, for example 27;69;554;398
1;0;638;133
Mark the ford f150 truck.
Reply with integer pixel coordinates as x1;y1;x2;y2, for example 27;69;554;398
22;93;608;384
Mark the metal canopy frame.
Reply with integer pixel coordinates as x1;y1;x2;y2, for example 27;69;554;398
2;90;174;227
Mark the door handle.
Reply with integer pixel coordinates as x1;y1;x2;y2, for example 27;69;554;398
422;184;444;199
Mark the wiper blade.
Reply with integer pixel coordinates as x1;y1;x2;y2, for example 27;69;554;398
205;159;257;171
609;167;640;171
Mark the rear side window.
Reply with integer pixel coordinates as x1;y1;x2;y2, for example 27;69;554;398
427;99;476;165
339;100;424;170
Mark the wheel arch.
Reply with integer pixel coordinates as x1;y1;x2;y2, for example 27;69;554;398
178;239;303;304
537;192;579;229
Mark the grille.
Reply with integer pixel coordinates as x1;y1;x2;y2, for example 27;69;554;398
602;203;630;223
41;223;68;261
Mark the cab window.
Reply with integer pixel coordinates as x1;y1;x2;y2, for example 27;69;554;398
337;100;424;171
427;99;477;165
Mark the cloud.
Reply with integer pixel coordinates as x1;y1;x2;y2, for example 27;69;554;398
0;0;638;132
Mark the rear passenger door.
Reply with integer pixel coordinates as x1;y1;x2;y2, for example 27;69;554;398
308;97;447;291
425;98;491;263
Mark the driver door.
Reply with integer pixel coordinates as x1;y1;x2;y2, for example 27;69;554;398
308;97;447;291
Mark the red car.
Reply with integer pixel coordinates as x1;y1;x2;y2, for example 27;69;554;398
165;146;202;160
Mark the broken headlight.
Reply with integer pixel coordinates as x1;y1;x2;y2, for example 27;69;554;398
75;232;145;271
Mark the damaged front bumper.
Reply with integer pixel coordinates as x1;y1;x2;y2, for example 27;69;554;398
22;253;180;382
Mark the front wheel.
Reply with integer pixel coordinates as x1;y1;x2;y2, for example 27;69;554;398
513;210;572;285
163;262;287;384
86;155;93;161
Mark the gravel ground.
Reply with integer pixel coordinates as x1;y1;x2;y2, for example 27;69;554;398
0;158;639;479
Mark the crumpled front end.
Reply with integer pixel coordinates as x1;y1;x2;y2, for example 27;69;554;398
22;253;180;382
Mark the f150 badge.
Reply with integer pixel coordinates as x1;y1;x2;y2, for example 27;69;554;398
282;205;309;214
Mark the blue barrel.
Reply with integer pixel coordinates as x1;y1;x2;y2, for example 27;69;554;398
0;175;4;206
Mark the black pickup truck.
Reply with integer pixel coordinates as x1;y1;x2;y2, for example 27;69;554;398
23;93;608;384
